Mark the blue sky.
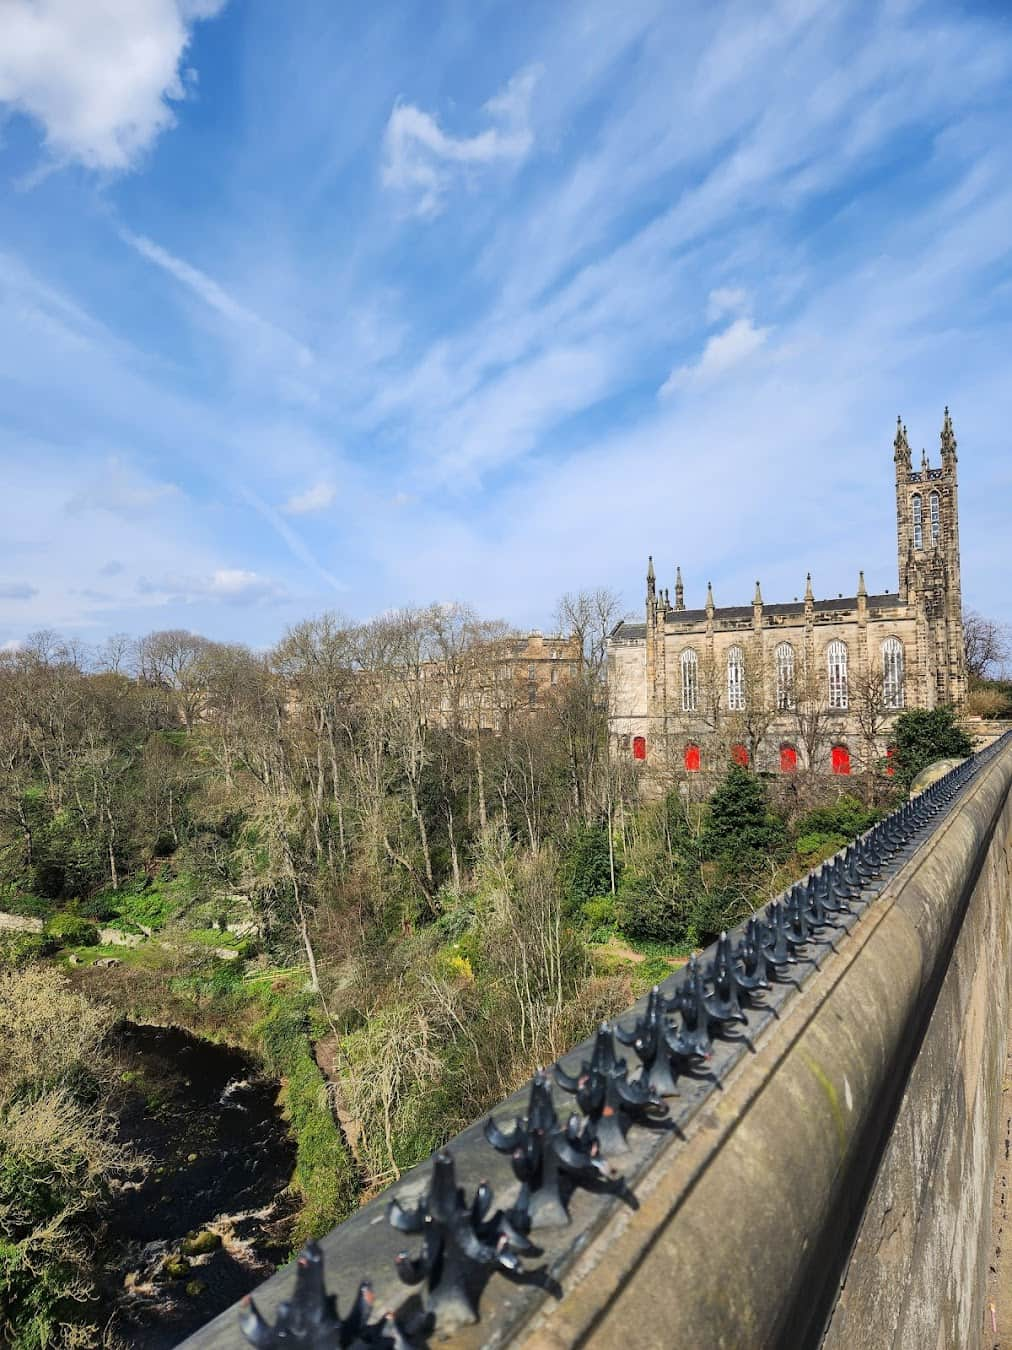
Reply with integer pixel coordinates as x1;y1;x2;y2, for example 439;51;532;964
1;0;1011;651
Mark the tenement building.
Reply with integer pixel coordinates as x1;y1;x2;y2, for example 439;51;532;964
607;411;966;777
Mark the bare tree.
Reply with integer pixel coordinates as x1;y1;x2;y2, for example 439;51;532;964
135;630;213;731
555;588;623;680
963;608;1011;681
789;656;836;772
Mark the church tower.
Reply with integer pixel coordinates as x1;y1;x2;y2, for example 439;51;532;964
894;410;965;707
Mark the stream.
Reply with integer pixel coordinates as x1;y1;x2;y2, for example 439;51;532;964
99;1023;297;1348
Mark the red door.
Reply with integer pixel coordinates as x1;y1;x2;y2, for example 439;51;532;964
780;745;798;773
731;743;749;767
632;735;646;761
831;745;851;775
684;744;700;771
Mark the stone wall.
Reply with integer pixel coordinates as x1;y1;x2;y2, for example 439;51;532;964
521;739;1012;1349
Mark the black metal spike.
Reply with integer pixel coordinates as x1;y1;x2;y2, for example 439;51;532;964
617;986;680;1096
389;1152;535;1330
239;1241;403;1348
554;1024;669;1158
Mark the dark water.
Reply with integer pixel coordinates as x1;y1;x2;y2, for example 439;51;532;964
99;1023;297;1348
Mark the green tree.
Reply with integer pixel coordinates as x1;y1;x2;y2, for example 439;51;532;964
559;821;615;911
703;766;787;861
892;706;972;790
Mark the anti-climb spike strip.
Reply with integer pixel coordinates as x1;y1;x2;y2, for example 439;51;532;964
233;733;1010;1347
388;1151;536;1329
704;932;752;1025
554;1023;670;1157
238;1240;410;1348
484;1071;632;1228
615;985;682;1096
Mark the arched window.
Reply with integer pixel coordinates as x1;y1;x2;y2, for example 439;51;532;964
882;637;904;709
827;640;848;709
727;645;745;711
684;743;700;772
774;642;795;710
831;744;851;775
731;743;749;767
929;490;940;546
680;648;698;712
912;493;923;549
780;744;798;773
632;735;646;761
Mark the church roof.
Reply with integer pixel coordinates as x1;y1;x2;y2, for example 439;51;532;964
610;593;904;641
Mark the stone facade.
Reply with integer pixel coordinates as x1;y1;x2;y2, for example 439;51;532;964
607;412;966;776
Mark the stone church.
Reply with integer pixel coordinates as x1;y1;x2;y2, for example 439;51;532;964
607;411;966;776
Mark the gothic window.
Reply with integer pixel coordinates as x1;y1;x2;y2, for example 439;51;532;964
684;743;700;772
780;744;798;773
632;735;647;761
680;648;698;712
727;645;745;711
929;490;940;545
827;639;848;709
831;744;851;775
731;743;749;767
774;642;795;710
882;637;904;709
912;493;923;550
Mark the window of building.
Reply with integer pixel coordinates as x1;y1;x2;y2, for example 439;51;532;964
528;684;537;707
780;744;798;772
681;648;698;712
774;642;795;710
912;493;923;549
831;744;851;775
827;639;848;709
684;743;700;772
527;662;536;681
882;637;904;709
731;743;749;767
633;735;647;761
929;490;940;545
727;645;745;711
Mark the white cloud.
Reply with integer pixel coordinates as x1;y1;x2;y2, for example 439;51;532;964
121;230;314;373
65;457;180;517
282;481;336;515
0;0;227;172
382;67;539;217
138;568;287;606
0;582;37;600
707;287;749;322
659;317;770;395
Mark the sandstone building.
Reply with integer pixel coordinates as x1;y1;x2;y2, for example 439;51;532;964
607;411;966;776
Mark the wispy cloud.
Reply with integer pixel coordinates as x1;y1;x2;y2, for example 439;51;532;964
282;481;336;515
121;229;314;373
382;67;539;217
0;582;37;600
0;0;227;172
660;317;770;394
138;567;286;606
65;457;180;517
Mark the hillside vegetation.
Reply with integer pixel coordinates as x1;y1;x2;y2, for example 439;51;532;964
0;610;969;1346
